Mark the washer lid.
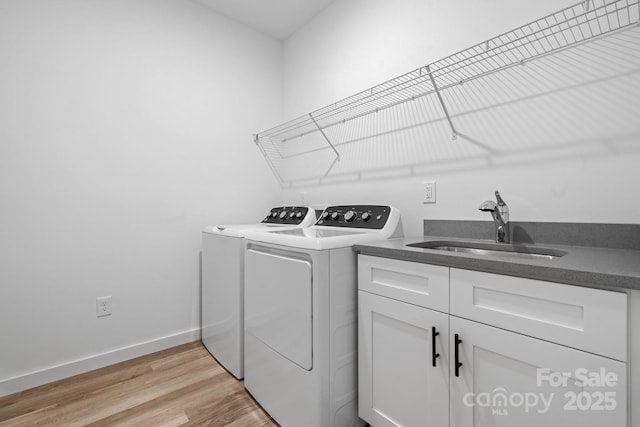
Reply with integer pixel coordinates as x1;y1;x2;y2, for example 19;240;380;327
203;223;301;237
203;205;317;237
272;228;367;238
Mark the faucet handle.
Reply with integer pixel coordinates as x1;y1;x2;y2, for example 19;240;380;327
494;190;509;223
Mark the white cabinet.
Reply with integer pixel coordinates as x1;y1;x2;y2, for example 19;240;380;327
358;291;449;426
357;255;628;427
450;316;626;427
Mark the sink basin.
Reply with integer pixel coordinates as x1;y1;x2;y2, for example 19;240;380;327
407;241;567;260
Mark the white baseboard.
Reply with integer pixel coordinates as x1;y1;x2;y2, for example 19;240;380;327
0;328;201;398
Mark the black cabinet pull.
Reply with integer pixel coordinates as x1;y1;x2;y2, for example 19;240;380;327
454;333;463;377
432;326;440;367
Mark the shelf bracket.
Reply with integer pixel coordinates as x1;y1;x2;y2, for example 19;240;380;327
309;113;340;162
426;65;458;140
309;113;340;177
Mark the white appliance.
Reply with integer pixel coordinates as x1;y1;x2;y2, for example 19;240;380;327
243;205;403;427
201;206;316;379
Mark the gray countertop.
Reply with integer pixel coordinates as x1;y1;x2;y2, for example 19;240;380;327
353;235;640;291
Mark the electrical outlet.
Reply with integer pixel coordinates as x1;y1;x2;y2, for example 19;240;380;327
96;296;112;317
423;181;436;204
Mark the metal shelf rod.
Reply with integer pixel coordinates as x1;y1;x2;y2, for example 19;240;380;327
427;65;457;140
309;113;340;161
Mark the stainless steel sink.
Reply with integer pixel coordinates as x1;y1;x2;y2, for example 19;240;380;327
406;241;567;260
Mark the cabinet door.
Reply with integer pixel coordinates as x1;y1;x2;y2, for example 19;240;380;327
450;316;626;427
359;290;449;427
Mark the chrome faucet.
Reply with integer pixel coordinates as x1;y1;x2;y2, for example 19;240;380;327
479;190;510;243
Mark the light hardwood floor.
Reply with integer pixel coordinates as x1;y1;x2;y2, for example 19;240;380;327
0;342;278;426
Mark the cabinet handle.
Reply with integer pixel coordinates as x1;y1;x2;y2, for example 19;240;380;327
454;333;463;377
432;326;440;367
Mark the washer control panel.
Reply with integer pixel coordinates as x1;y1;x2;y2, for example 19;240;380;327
262;206;311;225
316;205;391;229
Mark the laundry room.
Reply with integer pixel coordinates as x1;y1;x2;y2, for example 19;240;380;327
1;0;640;426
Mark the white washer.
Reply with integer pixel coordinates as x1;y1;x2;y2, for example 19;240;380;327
243;205;402;427
201;206;316;379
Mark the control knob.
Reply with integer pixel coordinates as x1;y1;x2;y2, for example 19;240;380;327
279;210;288;220
289;212;296;219
322;211;330;219
331;212;340;220
344;210;356;222
361;212;371;221
296;211;303;218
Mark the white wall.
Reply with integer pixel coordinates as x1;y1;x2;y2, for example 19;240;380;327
2;0;639;398
0;0;281;395
280;0;640;237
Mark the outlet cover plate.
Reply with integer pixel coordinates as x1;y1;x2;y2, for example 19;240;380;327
96;296;112;317
423;181;436;204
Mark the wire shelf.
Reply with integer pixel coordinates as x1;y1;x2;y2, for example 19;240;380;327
253;0;640;186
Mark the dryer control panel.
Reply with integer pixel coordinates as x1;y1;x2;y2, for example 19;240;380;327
262;206;311;225
315;205;391;229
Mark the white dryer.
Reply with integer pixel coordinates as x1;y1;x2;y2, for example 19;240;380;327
243;205;402;427
201;206;316;379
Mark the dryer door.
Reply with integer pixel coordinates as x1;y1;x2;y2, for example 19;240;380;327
245;246;313;370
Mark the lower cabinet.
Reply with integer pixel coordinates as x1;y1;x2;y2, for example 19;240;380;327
450;316;626;427
357;255;628;427
358;291;449;426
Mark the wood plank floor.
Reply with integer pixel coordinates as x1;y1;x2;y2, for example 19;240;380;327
0;342;278;426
